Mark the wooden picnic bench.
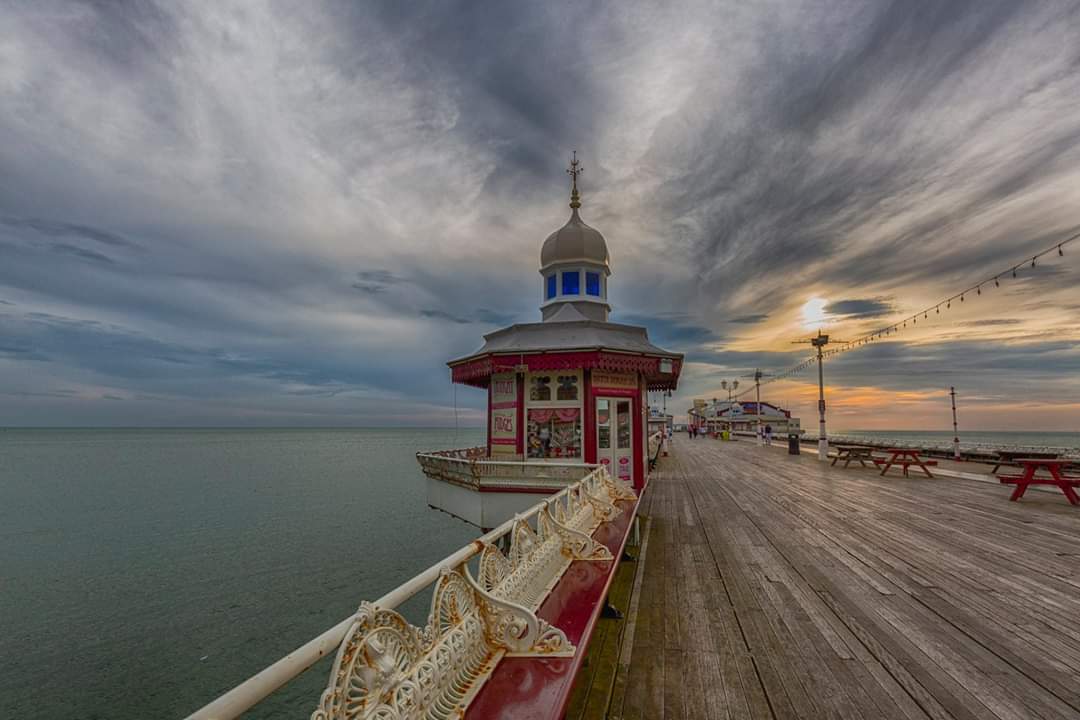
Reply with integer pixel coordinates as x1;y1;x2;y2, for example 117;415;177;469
997;458;1080;505
874;448;937;478
989;450;1059;474
830;445;876;468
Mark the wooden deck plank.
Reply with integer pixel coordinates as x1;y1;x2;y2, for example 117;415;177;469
612;438;1080;719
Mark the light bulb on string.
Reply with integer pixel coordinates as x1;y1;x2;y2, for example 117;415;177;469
1012;267;1017;278
960;294;964;302
1032;257;1037;268
994;277;999;287
1060;245;1065;256
977;286;981;295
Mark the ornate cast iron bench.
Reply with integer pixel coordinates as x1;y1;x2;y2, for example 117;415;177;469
311;467;636;720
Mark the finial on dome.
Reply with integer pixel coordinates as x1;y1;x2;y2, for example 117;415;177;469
566;151;582;209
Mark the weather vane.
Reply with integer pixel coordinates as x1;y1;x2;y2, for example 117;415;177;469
566;151;582;209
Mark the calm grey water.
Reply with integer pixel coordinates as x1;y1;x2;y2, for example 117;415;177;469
0;428;483;719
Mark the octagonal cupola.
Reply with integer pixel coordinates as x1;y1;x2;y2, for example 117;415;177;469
540;152;611;322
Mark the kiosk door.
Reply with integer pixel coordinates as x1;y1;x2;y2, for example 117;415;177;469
596;397;634;482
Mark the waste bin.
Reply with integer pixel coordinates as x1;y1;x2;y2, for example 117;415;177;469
788;433;800;455
721;430;730;441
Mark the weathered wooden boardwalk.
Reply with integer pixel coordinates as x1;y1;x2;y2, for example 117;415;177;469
607;438;1080;720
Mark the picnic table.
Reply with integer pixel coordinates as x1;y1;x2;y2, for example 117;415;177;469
997;458;1080;505
989;450;1059;474
831;445;877;468
874;448;937;478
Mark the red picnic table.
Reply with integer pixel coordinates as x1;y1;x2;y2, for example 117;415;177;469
875;448;937;478
997;458;1080;505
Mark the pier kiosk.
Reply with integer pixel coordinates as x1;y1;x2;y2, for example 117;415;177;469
420;158;682;527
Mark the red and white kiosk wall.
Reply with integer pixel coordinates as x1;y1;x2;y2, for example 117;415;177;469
452;351;680;490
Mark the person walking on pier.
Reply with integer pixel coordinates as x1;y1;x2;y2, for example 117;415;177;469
765;423;773;446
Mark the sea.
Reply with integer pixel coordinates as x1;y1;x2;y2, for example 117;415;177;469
3;427;1077;719
828;429;1080;452
0;427;484;720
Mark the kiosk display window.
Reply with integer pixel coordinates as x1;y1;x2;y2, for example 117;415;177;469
530;375;552;401
527;408;581;459
526;370;582;459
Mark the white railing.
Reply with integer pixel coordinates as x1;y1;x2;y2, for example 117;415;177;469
184;466;637;720
427;446;490;460
648;430;663;459
416;448;598;490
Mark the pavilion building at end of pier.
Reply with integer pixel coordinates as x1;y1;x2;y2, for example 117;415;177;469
419;156;682;528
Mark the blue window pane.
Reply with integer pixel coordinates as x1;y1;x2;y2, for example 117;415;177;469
562;271;580;295
586;272;601;296
546;274;557;299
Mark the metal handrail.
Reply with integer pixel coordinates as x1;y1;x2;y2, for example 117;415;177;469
184;466;611;720
416;451;600;469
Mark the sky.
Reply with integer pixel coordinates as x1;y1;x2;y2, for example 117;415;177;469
1;0;1078;430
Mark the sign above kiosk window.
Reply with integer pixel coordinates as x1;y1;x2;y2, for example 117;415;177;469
592;371;637;390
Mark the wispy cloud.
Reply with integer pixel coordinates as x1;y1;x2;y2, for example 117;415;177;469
825;298;895;319
352;270;406;294
729;314;769;325
420;309;471;324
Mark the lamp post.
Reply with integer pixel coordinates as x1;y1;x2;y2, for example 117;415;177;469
794;331;840;462
754;373;761;443
813;334;828;460
741;369;773;445
950;387;960;461
720;381;739;435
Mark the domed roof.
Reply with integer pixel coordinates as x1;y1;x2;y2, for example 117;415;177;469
540;208;609;271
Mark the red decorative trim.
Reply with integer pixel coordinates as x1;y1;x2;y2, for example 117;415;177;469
583;370;595;464
486;383;492;455
491;401;516;410
451;351;681;390
632;382;644;490
491;438;516;445
516;373;525;456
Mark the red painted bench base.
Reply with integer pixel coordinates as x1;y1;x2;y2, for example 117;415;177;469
873;458;938;477
872;459;939;466
465;496;639;719
998;475;1080;505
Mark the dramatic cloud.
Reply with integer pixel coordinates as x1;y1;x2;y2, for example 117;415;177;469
729;314;770;325
825;298;895;319
0;0;1077;428
352;270;406;294
419;309;472;325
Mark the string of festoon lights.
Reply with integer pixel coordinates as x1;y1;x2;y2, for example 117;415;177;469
731;231;1078;400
